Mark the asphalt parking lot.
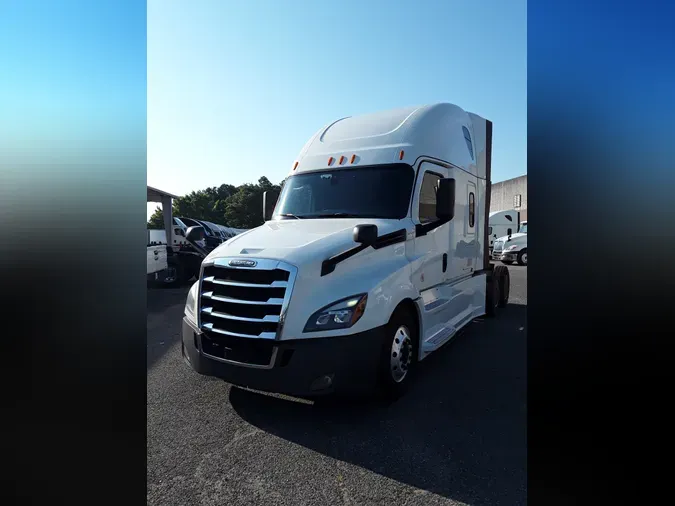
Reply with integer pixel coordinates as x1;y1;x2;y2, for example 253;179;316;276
147;263;527;506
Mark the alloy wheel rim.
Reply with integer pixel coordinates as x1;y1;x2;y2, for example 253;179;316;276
390;325;412;383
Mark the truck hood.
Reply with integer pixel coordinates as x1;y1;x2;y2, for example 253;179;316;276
204;218;407;266
496;232;527;242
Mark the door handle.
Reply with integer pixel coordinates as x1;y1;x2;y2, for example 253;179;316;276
442;253;448;273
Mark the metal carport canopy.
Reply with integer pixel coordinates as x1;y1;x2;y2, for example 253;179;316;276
147;186;181;241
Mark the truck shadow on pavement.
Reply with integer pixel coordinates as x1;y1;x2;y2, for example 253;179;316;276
147;285;190;370
229;303;527;506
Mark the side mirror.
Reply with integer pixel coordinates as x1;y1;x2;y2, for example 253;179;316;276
436;178;456;221
353;224;378;247
263;191;278;222
186;225;205;243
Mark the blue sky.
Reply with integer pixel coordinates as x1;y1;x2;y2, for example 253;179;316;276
148;0;526;216
1;0;146;163
0;0;525;219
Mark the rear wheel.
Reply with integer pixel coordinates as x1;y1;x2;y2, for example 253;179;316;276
181;257;199;284
494;264;510;307
159;256;184;288
485;273;500;317
377;308;417;400
517;249;527;266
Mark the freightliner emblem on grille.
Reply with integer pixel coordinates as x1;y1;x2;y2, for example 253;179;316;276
229;259;257;267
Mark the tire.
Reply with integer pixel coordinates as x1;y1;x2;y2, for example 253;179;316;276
517;249;527;266
485;273;500;317
159;256;184;288
377;308;418;400
494;264;510;307
179;261;195;284
178;255;201;284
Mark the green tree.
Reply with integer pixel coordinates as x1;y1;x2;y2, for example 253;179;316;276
147;177;284;229
147;206;165;229
223;177;282;228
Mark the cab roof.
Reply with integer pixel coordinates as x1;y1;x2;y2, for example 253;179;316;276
291;103;489;179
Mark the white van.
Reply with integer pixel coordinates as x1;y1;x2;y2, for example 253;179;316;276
180;103;511;399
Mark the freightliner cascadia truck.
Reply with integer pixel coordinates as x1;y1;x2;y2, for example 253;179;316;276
180;103;511;399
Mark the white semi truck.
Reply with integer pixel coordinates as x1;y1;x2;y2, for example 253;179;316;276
488;210;520;252
180;103;511;399
492;221;527;265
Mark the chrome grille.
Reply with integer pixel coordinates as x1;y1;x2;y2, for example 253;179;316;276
197;258;297;340
493;240;504;253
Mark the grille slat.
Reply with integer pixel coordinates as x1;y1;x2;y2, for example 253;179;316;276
202;307;280;323
203;276;288;289
202;322;277;339
198;260;295;347
207;283;286;302
202;265;289;285
202;292;284;306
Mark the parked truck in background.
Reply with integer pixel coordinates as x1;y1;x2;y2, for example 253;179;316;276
149;217;249;287
147;231;168;282
148;218;207;287
488;210;520;253
492;221;527;265
180;103;511;399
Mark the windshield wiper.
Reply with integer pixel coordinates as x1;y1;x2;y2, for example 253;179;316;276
310;212;364;218
277;213;304;220
310;213;390;219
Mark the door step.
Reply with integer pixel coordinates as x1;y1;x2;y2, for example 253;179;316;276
422;325;457;353
421;308;478;354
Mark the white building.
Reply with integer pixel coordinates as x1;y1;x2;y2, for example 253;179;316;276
490;174;527;221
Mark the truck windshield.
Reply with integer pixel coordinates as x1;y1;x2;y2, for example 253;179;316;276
519;224;527;233
274;164;414;220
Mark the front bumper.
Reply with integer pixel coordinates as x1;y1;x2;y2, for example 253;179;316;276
500;251;518;261
181;318;387;397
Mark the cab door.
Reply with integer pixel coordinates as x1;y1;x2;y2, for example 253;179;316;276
443;169;480;278
408;162;454;341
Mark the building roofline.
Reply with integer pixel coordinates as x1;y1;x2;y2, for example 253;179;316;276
147;186;181;202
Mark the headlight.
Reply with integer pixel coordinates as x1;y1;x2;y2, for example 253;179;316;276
303;294;367;332
184;281;199;325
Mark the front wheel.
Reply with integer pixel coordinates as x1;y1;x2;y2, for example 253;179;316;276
377;309;417;400
517;249;528;266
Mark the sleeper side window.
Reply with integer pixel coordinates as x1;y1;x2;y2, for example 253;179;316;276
469;192;475;228
462;126;474;160
418;172;442;223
